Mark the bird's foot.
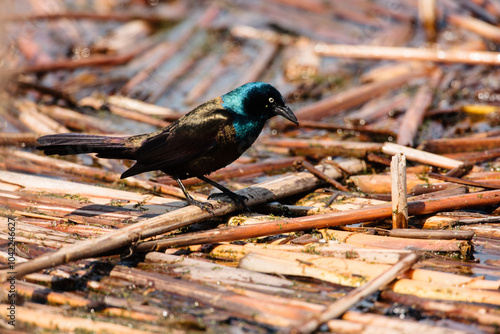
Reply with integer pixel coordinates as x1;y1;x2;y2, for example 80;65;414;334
185;198;214;214
208;192;251;212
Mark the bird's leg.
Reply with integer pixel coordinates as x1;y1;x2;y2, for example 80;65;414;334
175;178;214;213
198;175;250;211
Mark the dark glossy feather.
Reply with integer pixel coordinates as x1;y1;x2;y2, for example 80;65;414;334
122;98;236;178
37;133;136;159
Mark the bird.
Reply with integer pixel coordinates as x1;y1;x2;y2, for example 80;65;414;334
37;82;299;211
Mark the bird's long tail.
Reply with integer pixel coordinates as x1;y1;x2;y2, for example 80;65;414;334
37;133;136;159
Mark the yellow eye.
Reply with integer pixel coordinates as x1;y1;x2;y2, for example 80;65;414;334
269;97;274;103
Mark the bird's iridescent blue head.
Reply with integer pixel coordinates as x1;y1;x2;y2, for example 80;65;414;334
221;82;299;126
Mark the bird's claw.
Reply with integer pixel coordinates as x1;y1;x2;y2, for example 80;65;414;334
208;192;251;212
186;199;215;214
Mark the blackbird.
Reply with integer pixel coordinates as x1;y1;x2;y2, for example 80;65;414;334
37;82;299;211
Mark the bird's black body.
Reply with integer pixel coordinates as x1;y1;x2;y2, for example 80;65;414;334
37;82;298;211
121;97;246;180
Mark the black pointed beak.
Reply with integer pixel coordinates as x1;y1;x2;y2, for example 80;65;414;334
274;105;299;126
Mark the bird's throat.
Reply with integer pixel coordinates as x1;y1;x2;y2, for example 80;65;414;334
232;116;266;145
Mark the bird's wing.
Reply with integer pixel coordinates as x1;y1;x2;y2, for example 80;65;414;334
132;108;234;172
